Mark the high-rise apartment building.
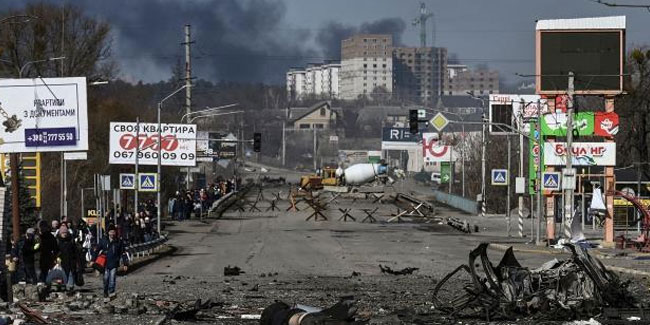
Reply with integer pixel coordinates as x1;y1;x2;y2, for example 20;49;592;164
393;46;447;104
340;34;393;100
445;64;499;96
287;62;340;100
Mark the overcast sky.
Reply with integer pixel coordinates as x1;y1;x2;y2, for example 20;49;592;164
3;0;649;85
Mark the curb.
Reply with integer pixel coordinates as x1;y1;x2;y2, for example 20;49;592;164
488;243;650;277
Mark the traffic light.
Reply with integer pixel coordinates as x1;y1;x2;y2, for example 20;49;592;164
409;109;419;134
253;132;261;152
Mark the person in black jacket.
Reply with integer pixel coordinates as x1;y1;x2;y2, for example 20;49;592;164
97;224;127;298
21;228;38;284
56;225;77;291
38;220;58;284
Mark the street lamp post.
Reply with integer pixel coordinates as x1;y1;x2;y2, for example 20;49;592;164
157;85;187;235
466;92;487;217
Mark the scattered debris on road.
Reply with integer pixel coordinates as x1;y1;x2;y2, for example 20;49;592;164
260;297;365;324
433;243;637;321
446;217;478;233
379;265;419;275
224;265;245;276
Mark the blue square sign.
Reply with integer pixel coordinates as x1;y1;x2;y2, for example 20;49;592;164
542;172;561;191
119;173;136;190
138;173;158;192
491;169;508;186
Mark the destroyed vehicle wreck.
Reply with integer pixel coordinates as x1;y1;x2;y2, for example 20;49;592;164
433;243;636;321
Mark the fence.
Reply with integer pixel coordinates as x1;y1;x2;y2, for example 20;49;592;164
126;235;168;259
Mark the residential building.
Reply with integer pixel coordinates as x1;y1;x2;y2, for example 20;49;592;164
445;64;499;96
288;101;340;130
393;47;447;104
340;34;393;100
286;62;340;100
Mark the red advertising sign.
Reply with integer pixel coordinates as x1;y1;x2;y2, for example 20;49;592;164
555;95;569;113
594;112;619;137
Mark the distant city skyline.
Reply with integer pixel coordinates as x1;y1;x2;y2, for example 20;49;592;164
1;0;648;85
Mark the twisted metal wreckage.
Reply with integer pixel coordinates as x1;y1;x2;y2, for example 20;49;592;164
432;243;637;321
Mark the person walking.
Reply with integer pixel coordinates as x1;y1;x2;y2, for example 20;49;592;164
38;220;58;284
21;228;38;284
56;225;78;292
97;225;127;298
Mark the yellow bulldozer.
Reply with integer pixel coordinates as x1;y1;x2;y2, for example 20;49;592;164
300;166;340;190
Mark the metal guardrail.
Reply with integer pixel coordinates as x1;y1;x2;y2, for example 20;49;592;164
432;190;478;215
125;235;168;259
208;184;254;218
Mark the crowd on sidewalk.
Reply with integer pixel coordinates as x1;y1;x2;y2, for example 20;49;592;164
167;178;237;221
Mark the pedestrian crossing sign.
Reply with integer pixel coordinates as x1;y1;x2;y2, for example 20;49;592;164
138;173;158;192
491;169;508;186
542;172;561;191
120;173;136;190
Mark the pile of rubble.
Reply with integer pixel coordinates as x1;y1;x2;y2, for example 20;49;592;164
433;243;638;321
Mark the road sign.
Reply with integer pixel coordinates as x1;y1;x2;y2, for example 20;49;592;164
430;112;449;132
417;109;426;119
120;173;136;190
491;169;508;186
138;173;158;192
542;172;561;191
440;162;451;183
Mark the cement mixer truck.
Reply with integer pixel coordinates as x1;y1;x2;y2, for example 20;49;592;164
300;163;389;191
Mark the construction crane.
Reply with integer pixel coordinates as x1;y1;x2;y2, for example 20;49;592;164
412;2;434;48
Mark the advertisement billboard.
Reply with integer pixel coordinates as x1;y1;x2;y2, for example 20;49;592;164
489;94;547;134
109;122;197;166
536;16;625;94
422;132;452;162
0;77;88;153
543;142;616;166
381;127;421;150
541;112;594;136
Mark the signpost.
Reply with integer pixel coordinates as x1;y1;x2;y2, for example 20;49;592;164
542;172;561;191
138;173;158;192
430;112;449;132
119;173;136;190
109;122;197;166
491;169;508;186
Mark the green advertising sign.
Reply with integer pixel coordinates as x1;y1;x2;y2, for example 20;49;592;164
541;112;594;136
440;162;451;184
528;122;544;195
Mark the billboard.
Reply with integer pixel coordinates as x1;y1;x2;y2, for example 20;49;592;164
489;94;547;134
0;77;88;153
594;112;619;136
109;122;197;166
381;127;421;150
536;16;625;94
422;132;452;162
541;112;594;136
544;142;616;166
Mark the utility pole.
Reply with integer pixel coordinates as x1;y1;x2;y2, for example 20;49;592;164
518;100;525;238
563;72;575;240
481;100;487;217
281;123;286;166
507;135;511;236
536;99;543;245
313;128;317;170
183;24;193;189
134;117;140;214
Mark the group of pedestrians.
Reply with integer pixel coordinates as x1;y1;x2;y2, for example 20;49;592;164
168;178;236;220
10;216;129;299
